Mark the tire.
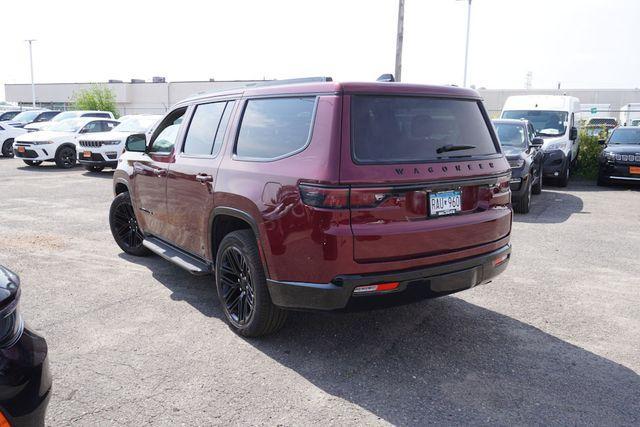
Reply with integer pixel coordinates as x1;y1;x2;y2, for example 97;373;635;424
109;192;150;256
557;159;570;187
532;165;543;195
514;177;532;214
23;160;43;167
1;139;14;157
54;145;76;169
85;165;104;173
215;230;287;337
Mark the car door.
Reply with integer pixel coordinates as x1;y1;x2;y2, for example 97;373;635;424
129;107;187;239
165;100;236;258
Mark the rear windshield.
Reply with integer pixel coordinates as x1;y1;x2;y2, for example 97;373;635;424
351;96;498;164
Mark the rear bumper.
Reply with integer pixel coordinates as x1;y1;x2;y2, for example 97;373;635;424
267;244;511;311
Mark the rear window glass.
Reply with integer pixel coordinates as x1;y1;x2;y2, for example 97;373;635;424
236;97;316;160
351;96;497;164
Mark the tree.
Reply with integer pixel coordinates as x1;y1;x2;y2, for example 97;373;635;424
71;85;119;118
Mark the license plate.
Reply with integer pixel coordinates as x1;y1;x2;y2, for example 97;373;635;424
83;151;92;158
630;166;640;175
429;190;462;217
17;146;25;153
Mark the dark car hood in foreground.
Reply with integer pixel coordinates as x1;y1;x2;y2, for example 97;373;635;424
603;144;640;155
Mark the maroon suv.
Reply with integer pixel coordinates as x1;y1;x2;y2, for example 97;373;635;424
110;79;512;336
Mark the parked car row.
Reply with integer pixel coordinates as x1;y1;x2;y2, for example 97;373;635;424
1;112;161;170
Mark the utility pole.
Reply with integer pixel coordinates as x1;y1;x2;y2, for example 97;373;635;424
25;39;36;107
395;0;405;82
459;0;472;87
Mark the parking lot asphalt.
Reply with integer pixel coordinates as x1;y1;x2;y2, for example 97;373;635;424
0;157;639;426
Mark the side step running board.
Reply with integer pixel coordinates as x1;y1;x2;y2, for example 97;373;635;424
143;237;212;276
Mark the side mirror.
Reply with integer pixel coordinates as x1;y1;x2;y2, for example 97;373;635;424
598;139;606;145
531;137;544;147
125;134;147;152
569;126;578;141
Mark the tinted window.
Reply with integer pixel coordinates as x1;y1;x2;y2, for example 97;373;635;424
37;111;60;122
236;97;315;159
183;102;226;155
82;121;103;133
102;121;118;131
502;110;568;136
494;123;526;148
149;108;186;154
213;101;235;156
609;128;640;145
83;112;110;118
0;112;18;121
352;96;497;164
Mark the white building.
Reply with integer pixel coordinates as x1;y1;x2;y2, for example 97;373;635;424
4;79;266;114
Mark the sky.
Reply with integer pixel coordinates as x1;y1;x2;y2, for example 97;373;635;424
1;0;639;101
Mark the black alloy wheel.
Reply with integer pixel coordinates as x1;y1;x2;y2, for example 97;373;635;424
55;146;76;169
219;247;256;326
215;230;287;337
109;192;149;256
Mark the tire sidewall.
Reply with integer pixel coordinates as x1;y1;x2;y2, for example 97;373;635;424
109;192;149;256
215;230;271;336
2;139;14;157
55;145;76;169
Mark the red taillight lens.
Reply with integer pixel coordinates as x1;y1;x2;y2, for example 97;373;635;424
299;185;349;209
492;174;511;194
353;282;400;294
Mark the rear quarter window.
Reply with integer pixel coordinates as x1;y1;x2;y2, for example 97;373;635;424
351;96;498;164
235;97;316;160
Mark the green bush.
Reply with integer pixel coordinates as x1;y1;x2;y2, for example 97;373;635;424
70;85;119;118
575;129;602;179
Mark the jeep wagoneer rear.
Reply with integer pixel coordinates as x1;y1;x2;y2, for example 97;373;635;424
111;80;511;336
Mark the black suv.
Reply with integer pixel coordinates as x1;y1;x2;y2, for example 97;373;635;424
598;127;640;186
493;119;544;213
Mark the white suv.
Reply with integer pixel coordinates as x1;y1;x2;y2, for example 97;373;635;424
24;110;115;132
13;117;119;168
0;123;27;157
77;115;161;172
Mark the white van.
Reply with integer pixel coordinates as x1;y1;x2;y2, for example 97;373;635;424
501;95;580;187
619;103;640;126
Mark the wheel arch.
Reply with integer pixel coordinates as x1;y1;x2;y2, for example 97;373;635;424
209;207;270;278
54;142;76;157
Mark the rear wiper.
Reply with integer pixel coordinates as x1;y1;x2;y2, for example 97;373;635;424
436;144;476;154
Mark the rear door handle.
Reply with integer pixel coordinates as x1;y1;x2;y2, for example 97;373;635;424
153;169;167;176
195;174;213;183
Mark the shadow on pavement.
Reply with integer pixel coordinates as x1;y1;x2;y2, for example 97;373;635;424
515;188;584;224
121;252;640;425
81;170;115;179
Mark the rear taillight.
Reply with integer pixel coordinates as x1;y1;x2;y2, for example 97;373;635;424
299;185;349;209
491;174;511;194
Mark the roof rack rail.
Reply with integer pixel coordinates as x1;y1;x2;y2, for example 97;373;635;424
246;77;333;88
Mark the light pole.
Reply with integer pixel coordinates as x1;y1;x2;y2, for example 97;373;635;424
459;0;472;87
25;39;37;108
395;0;405;82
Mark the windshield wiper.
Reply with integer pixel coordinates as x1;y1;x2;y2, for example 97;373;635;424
436;144;476;154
